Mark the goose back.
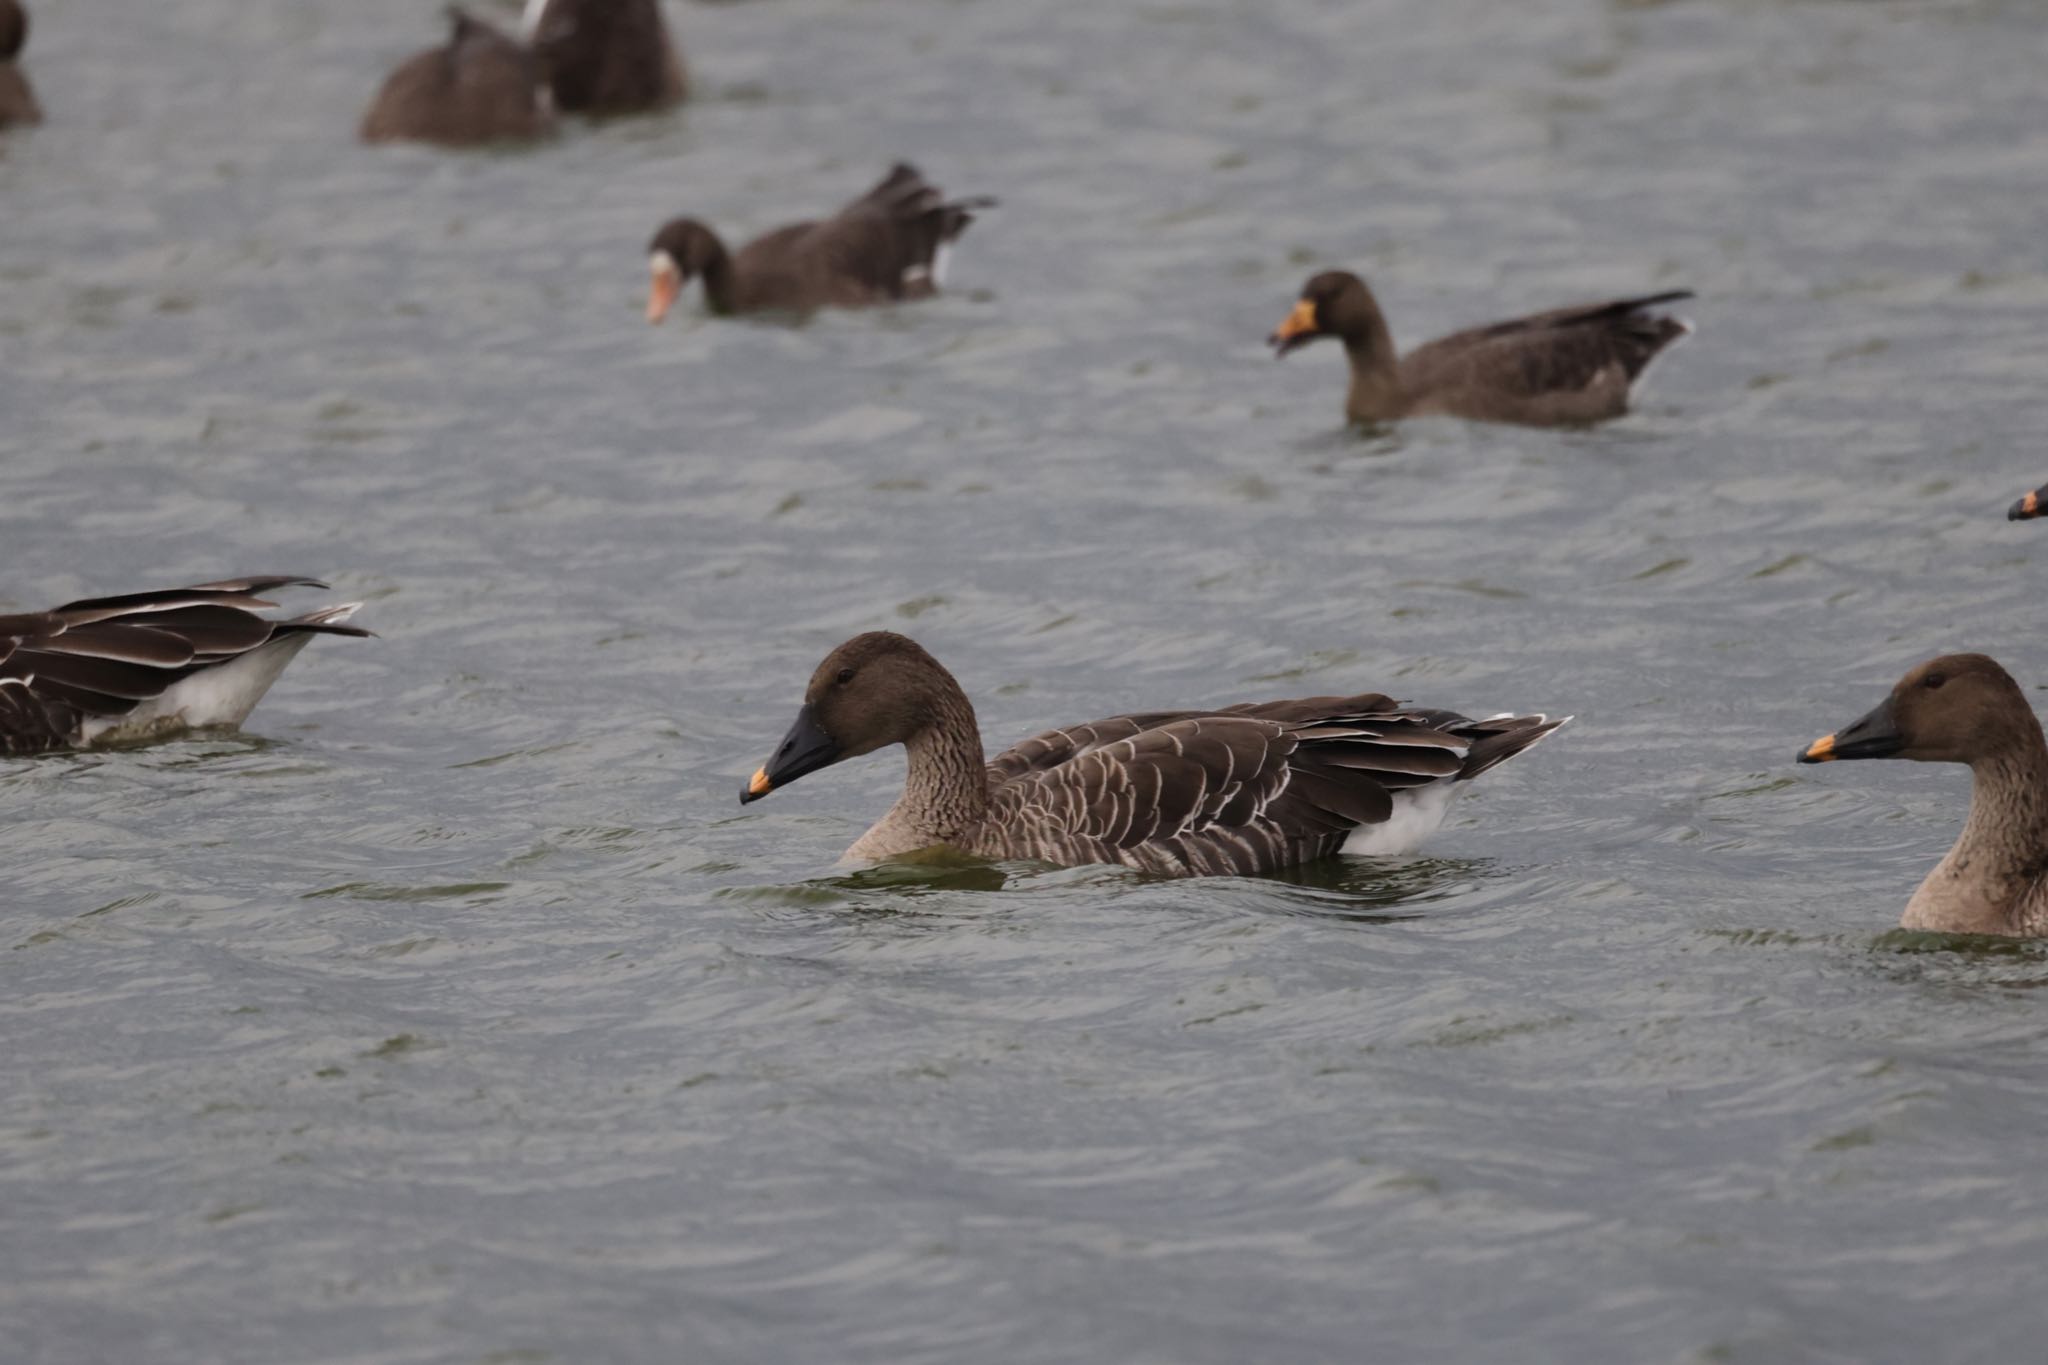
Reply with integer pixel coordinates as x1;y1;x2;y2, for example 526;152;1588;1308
979;699;1565;876
360;7;553;146
0;577;369;755
1398;291;1696;425
525;0;686;114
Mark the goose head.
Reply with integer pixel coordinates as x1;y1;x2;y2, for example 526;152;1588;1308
743;632;954;803
1800;653;2035;767
1269;270;1387;358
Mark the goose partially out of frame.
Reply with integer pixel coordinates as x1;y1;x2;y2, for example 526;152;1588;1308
0;577;369;755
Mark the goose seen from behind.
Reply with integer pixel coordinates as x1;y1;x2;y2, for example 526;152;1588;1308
740;632;1568;877
1799;653;2048;936
522;0;686;115
646;163;993;321
0;0;39;128
1268;270;1694;427
0;577;368;756
360;6;554;147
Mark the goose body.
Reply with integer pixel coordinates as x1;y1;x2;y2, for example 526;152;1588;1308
0;577;368;756
741;632;1567;878
0;0;39;128
1269;270;1694;427
522;0;686;114
360;7;553;147
1799;653;2048;936
646;163;993;320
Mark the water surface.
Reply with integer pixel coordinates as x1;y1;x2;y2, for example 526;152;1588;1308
5;1;2048;1361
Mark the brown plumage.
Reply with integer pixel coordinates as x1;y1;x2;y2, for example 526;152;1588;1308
739;632;1567;877
0;577;369;756
2008;482;2046;521
360;7;554;147
524;0;685;115
0;0;40;129
645;163;994;320
1798;653;2048;936
1268;270;1695;427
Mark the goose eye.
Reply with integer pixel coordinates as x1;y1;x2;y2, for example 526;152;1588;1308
835;667;855;686
1923;672;1947;690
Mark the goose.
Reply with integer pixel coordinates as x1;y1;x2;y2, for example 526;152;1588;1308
2008;482;2046;521
739;631;1568;877
0;0;39;128
360;6;554;147
1798;653;2048;936
645;163;993;321
522;0;686;115
0;577;369;756
1268;270;1695;427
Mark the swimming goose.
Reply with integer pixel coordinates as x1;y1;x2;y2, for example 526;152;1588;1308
646;163;994;320
739;631;1567;877
0;0;40;128
2008;482;2046;521
1268;270;1695;427
522;0;686;114
1799;653;2048;937
0;577;368;756
360;7;554;147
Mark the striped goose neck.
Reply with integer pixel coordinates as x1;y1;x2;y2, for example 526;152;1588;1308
1913;731;2048;934
1960;739;2048;874
893;681;990;847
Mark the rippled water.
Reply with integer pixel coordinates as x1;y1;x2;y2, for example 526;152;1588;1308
5;0;2048;1361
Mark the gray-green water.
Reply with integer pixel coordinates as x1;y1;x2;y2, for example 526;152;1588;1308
5;0;2048;1361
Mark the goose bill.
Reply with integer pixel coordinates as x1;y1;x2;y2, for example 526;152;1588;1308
646;258;683;323
740;703;842;803
2010;489;2043;521
1267;299;1320;356
1799;697;1903;764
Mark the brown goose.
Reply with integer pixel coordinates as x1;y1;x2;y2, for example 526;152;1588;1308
522;0;685;114
0;0;40;129
1268;270;1695;427
645;163;994;321
2008;482;2047;521
0;577;369;756
1799;653;2048;937
360;7;554;147
739;632;1567;877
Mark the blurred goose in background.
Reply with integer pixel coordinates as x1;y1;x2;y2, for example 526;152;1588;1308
2008;482;2047;521
360;6;554;146
740;631;1567;877
0;0;40;128
646;162;994;320
522;0;686;114
1268;270;1695;427
1799;653;2048;936
0;577;369;756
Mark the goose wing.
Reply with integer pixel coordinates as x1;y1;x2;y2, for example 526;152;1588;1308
802;163;994;301
1401;291;1694;422
985;697;1500;875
